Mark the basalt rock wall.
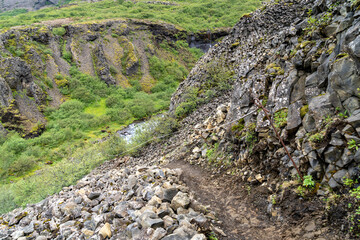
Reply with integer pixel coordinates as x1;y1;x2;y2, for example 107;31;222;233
170;0;360;189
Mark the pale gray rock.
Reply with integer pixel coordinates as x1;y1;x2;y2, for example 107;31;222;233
171;192;191;211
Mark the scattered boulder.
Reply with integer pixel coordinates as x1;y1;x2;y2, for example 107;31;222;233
171;192;191;211
99;222;112;239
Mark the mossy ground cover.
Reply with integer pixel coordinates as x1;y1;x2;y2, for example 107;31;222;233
0;0;262;32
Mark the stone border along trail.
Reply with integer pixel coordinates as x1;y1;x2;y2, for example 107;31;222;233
0;157;214;239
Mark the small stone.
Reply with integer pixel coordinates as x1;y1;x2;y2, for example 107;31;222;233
201;149;207;158
11;230;24;239
332;169;348;185
49;219;57;231
255;174;264;182
99;223;112;239
211;135;219;141
128;175;137;189
171;192;191;211
162;188;179;202
177;207;189;215
63;201;81;218
330;136;344;147
324;147;342;164
36;237;48;240
84;220;97;231
148;196;162;207
163;215;175;228
303;232;315;239
75;196;83;204
157;203;172;218
305;221;316;232
192;147;201;153
216;109;226;124
151;227;167;240
346;110;360;129
162;233;187;240
213;226;227;237
143;218;164;229
23;222;34;235
191;234;207;240
201;132;210;139
292;227;301;235
88;192;101;200
82;229;94;237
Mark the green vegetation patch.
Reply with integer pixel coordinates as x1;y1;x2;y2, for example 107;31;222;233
175;87;199;118
52;27;66;36
0;0;262;32
273;108;288;128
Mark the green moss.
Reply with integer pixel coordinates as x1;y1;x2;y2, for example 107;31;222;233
309;130;325;143
335;53;349;62
0;0;262;32
300;105;308;118
119;37;138;73
266;63;285;76
231;118;245;132
290;49;297;57
231;41;240;48
52;27;66;36
54;74;69;88
300;41;314;48
244;122;257;153
274;108;288;128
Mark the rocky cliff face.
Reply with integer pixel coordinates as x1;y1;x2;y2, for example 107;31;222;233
0;19;225;135
171;0;360;190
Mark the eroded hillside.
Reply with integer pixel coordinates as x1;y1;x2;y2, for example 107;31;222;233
0;19;224;135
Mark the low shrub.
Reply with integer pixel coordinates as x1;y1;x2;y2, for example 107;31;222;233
106;108;132;124
52;27;66;36
175;87;199;118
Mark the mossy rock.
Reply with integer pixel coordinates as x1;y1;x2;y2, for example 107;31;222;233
231;118;245;132
231;41;240;49
300;105;309;118
335;53;349;62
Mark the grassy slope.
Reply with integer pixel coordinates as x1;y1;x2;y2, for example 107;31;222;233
0;0;262;32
